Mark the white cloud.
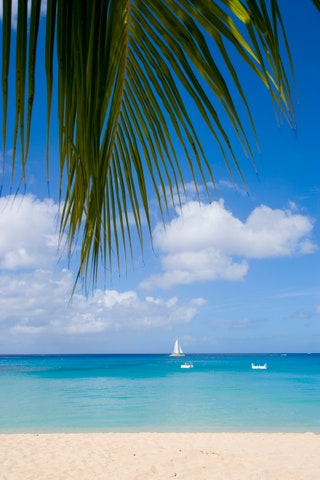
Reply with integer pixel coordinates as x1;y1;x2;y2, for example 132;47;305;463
140;199;316;289
0;269;204;343
0;195;61;270
242;205;316;257
0;193;316;352
0;194;205;351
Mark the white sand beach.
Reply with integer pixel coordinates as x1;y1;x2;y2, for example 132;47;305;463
0;432;319;479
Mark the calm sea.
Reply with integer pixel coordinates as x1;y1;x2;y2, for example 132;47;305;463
0;354;319;433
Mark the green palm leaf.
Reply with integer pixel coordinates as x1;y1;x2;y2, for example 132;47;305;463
1;0;303;289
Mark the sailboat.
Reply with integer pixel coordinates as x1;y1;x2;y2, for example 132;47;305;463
170;339;185;357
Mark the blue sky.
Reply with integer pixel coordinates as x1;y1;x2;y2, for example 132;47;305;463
0;1;319;354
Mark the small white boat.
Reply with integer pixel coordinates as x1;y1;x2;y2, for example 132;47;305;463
169;339;185;357
181;362;193;369
251;363;267;370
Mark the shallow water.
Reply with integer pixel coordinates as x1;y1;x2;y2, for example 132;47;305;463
0;353;319;433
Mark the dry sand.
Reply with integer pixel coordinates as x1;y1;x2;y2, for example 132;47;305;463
0;432;319;479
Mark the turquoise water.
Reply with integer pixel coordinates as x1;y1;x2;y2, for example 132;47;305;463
0;354;319;433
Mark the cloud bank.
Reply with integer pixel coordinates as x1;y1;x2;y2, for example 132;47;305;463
0;270;201;337
0;194;317;352
0;195;205;351
140;200;316;289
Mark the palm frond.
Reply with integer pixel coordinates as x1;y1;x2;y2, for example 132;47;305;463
1;0;300;290
26;0;41;160
1;0;12;187
12;0;27;184
312;0;320;11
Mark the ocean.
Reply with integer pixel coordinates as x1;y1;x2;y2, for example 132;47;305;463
0;354;319;433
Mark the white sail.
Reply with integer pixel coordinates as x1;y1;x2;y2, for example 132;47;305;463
173;339;179;354
170;339;185;357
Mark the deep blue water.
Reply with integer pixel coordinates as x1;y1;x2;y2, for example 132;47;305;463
0;354;319;433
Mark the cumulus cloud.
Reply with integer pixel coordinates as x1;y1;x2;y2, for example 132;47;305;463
140;199;316;290
0;270;204;340
0;195;61;270
0;193;316;352
0;194;205;350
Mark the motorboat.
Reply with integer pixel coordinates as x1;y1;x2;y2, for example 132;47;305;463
181;362;193;369
251;363;267;370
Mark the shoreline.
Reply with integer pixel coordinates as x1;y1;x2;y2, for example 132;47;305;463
1;432;319;479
